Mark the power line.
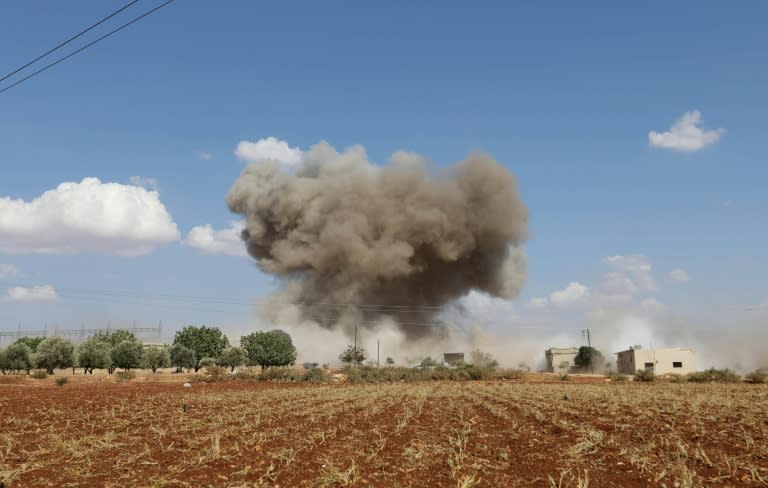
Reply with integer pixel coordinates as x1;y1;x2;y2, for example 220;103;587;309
0;0;175;96
0;0;141;85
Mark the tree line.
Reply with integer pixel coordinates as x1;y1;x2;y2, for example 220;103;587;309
0;325;297;375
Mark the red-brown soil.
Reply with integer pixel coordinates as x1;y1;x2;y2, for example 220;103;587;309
1;374;766;487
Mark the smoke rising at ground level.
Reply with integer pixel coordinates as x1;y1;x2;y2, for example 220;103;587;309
221;311;768;373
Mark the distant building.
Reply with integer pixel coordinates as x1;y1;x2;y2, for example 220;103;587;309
615;346;696;375
443;353;465;366
545;347;579;373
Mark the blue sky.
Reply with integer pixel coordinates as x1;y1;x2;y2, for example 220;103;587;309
1;1;766;362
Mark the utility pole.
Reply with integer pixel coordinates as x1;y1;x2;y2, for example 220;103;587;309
582;328;593;374
377;340;380;368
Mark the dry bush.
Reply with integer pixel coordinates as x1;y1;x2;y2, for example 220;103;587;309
115;370;136;381
634;369;655;382
686;368;740;383
30;369;48;379
744;369;767;384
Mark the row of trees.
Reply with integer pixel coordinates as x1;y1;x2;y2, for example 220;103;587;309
0;326;298;375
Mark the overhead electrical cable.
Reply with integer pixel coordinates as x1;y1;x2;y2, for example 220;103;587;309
0;0;141;85
0;0;175;95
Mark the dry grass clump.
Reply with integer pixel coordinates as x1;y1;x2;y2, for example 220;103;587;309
685;368;741;383
30;370;48;379
744;368;767;384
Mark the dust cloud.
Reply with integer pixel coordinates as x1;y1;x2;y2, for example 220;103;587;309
227;142;528;339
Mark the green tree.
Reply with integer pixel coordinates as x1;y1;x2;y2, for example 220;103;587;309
420;356;438;369
0;348;9;375
92;329;139;347
110;340;143;371
573;346;604;372
339;345;367;367
169;343;196;373
173;325;229;372
13;336;45;353
143;346;170;373
5;342;33;374
77;338;112;374
241;330;297;371
218;347;246;372
33;337;76;374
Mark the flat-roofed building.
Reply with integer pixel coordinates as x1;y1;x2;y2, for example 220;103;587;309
443;353;465;366
615;346;696;375
545;347;579;373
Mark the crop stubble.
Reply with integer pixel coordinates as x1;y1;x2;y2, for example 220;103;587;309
0;378;766;487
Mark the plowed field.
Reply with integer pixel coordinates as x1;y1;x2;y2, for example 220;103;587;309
1;377;766;487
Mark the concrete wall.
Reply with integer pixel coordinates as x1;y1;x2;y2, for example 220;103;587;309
616;348;696;375
545;348;579;373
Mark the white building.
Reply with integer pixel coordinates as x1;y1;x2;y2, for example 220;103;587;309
544;347;579;373
615;346;696;375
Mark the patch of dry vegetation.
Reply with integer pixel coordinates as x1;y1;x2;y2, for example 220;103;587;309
0;380;766;487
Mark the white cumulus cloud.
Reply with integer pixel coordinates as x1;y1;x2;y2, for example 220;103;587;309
128;176;158;189
0;264;19;279
0;178;180;255
648;110;725;152
550;282;591;307
3;285;59;302
525;296;549;309
668;268;690;283
235;136;303;166
184;221;247;257
603;254;656;293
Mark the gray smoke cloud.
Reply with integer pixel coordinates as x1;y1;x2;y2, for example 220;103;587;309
226;142;528;338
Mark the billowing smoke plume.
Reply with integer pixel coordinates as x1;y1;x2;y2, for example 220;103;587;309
226;142;528;337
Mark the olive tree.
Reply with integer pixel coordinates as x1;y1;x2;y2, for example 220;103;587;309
573;346;604;372
33;337;76;374
218;347;246;372
14;336;45;353
5;342;33;374
77;338;112;374
0;348;9;375
339;345;367;367
173;325;229;372
110;339;143;371
169;343;196;373
143;346;171;373
241;330;297;371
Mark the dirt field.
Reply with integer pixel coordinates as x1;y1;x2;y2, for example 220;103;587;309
1;374;766;487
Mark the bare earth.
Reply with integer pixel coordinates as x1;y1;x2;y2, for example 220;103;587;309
1;373;766;487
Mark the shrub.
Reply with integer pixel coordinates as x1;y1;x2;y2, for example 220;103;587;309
259;367;296;382
744;369;767;384
494;368;525;380
301;368;330;383
228;370;258;381
31;369;48;379
115;370;136;381
635;369;655;382
203;365;228;382
55;377;68;387
607;372;628;382
686;368;741;383
197;357;217;369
